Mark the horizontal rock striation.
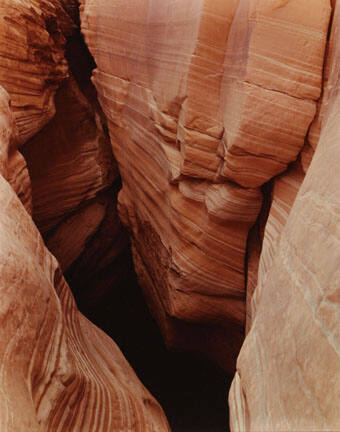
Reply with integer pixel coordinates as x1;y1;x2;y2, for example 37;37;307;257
220;0;330;188
0;0;77;144
80;0;258;371
16;2;131;306
23;77;117;234
21;74;129;291
1;0;336;429
80;0;332;374
0;86;31;212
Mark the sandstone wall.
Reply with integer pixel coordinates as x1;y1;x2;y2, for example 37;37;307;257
230;2;340;431
0;0;129;306
80;0;332;374
0;0;337;429
0;85;169;431
0;1;169;430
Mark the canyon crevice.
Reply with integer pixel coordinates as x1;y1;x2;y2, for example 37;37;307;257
0;0;339;431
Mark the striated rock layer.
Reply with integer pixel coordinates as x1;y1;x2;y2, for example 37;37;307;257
80;0;331;372
0;86;31;211
0;1;169;430
0;83;169;432
80;0;255;371
0;0;76;144
230;1;340;431
12;0;131;306
0;0;337;429
21;74;129;297
80;0;340;429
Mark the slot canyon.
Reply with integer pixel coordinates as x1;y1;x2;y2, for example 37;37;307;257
0;0;339;431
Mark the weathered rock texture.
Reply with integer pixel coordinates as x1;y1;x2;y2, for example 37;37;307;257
21;74;129;300
230;2;340;431
80;0;333;375
0;1;169;431
80;0;252;371
0;86;31;211
23;77;115;234
0;86;169;431
12;1;130;305
79;0;340;430
0;0;76;144
1;0;339;429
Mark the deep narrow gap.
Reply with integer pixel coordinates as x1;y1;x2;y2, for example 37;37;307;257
57;9;233;432
243;179;273;334
71;251;232;432
244;180;273;289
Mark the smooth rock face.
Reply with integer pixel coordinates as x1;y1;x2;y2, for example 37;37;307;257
230;2;340;431
250;161;305;322
221;0;330;188
80;0;332;373
80;0;258;370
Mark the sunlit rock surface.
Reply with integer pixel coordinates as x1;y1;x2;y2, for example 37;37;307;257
221;0;330;187
0;0;338;429
80;0;332;375
230;2;340;431
80;0;255;371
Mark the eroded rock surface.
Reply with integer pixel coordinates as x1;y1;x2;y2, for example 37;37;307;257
0;2;169;431
230;2;340;431
21;75;129;294
0;88;169;431
221;0;330;187
80;0;254;371
12;1;131;306
80;0;332;375
79;0;340;430
0;0;76;143
0;0;339;430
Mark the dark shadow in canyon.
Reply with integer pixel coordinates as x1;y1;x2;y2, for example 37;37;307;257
49;10;234;430
69;252;233;432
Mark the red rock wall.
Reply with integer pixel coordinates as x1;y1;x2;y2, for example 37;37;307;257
0;86;169;431
21;75;129;296
80;0;256;371
0;0;76;143
0;1;169;430
0;0;337;429
80;0;332;375
8;2;130;307
230;2;340;431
